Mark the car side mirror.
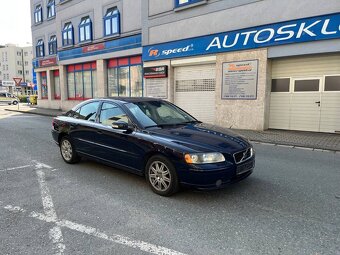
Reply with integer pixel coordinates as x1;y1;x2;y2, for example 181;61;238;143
112;121;132;132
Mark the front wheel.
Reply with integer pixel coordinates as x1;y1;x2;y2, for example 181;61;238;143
60;136;81;164
145;155;179;196
12;101;18;105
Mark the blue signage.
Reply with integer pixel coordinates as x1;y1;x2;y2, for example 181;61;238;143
143;13;340;61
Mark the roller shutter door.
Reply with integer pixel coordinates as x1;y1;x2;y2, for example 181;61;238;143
174;64;216;123
269;54;340;133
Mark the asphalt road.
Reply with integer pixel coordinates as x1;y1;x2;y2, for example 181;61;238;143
0;106;339;255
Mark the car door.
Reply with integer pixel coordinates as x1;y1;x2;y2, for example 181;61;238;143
68;101;101;155
0;92;7;103
95;102;144;172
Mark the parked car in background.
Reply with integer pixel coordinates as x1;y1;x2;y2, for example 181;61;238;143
51;98;255;196
0;92;19;105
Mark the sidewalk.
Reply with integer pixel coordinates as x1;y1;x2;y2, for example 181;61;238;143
4;104;63;117
4;105;340;152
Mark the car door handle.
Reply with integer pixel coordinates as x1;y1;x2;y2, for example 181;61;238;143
70;123;78;128
315;101;321;107
97;130;103;134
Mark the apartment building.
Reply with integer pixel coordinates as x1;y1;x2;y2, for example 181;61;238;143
31;0;142;110
0;44;34;95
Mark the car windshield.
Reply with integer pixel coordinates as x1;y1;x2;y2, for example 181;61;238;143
125;101;199;128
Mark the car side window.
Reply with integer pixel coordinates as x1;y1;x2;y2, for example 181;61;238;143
77;102;100;121
99;103;129;127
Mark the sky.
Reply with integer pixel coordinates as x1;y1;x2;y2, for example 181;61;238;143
0;0;32;46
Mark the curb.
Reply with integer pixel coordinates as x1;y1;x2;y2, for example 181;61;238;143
4;109;60;117
251;141;340;153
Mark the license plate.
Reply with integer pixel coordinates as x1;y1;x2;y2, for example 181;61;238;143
236;161;254;175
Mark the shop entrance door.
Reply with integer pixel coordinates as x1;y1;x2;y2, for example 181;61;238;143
290;78;322;132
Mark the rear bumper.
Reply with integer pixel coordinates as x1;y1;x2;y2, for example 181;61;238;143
177;158;255;190
51;130;59;145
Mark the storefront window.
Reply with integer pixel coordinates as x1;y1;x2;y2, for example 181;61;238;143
119;67;129;96
83;71;92;99
68;72;75;99
130;65;143;97
107;56;142;97
92;71;98;98
108;68;118;97
41;72;48;99
75;71;83;99
67;62;96;100
53;70;60;100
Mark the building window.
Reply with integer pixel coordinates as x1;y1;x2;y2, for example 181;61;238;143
34;5;43;24
24;52;28;57
104;8;120;37
40;72;48;99
18;70;23;75
79;16;92;42
17;51;22;56
36;40;45;58
62;22;74;46
25;61;29;66
175;0;204;8
53;70;61;99
47;0;56;19
48;35;57;55
67;62;97;100
107;56;143;97
271;78;290;92
325;76;340;91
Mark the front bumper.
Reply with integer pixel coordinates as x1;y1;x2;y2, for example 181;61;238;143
177;157;255;190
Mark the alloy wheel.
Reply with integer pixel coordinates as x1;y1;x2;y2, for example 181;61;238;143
148;161;171;192
61;139;73;161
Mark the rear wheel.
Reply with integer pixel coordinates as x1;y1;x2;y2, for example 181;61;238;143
12;101;18;105
145;155;179;196
60;136;81;164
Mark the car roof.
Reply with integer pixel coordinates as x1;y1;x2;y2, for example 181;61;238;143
104;97;163;104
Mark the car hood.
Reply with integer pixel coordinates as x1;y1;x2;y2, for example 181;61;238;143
148;123;250;154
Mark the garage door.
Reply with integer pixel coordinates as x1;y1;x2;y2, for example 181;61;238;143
269;54;340;133
174;64;216;123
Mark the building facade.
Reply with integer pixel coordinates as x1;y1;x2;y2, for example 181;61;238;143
31;0;142;110
31;0;340;133
0;44;34;95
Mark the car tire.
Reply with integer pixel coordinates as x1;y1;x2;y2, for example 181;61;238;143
60;136;81;164
12;101;18;105
145;155;179;196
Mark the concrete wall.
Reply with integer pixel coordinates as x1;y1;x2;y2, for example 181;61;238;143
215;49;270;130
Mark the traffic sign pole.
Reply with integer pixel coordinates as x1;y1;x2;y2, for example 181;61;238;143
13;77;22;110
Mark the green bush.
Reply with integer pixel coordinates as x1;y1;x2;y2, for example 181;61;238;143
18;95;28;103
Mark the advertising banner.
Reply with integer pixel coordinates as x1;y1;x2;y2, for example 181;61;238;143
222;60;258;100
143;13;340;61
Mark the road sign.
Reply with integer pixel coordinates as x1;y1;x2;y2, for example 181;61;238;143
13;77;22;86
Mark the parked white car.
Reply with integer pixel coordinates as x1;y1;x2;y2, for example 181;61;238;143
0;92;19;105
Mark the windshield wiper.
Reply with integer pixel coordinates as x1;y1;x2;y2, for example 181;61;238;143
145;123;188;129
182;120;202;124
145;121;201;129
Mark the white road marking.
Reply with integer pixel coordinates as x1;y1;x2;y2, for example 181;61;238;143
5;205;187;255
0;165;32;172
4;205;26;213
34;161;53;169
2;160;188;255
36;168;65;255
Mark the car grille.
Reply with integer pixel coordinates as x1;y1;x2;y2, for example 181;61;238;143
233;148;253;164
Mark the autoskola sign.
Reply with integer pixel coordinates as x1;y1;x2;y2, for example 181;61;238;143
143;13;340;61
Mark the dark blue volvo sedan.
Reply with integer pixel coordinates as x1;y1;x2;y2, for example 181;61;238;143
52;98;255;196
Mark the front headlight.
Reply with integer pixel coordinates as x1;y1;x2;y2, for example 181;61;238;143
184;152;225;164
